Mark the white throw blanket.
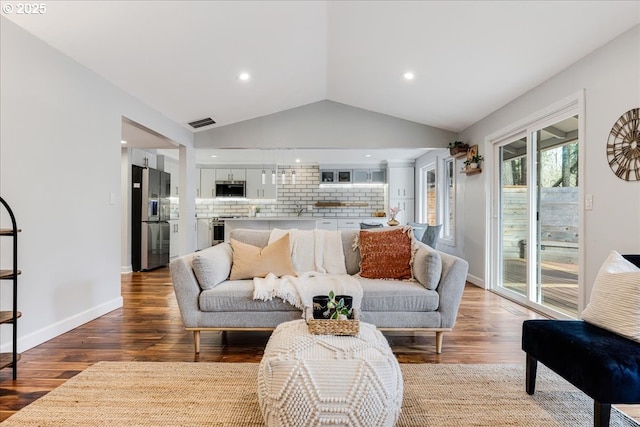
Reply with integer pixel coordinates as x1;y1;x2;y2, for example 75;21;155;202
268;228;347;275
253;271;363;314
255;228;361;316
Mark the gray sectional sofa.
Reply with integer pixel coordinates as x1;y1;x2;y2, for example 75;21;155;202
170;228;469;354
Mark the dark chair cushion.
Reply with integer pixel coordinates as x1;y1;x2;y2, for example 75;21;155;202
360;222;383;229
522;320;640;404
422;224;442;248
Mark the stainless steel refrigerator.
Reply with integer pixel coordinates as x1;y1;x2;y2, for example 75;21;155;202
132;165;171;271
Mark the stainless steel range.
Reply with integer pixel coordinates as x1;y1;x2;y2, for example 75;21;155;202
210;216;245;245
210;217;225;245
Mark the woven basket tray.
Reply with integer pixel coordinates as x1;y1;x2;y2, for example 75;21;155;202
307;318;360;336
305;307;360;336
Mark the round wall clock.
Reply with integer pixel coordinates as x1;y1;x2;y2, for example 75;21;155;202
606;107;640;181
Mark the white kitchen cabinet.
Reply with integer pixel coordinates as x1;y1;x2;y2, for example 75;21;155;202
169;219;179;258
200;169;217;198
353;169;386;184
196;218;212;250
316;219;338;230
388;167;414;198
195;169;201;198
215;168;245;182
131;148;156;169
389;198;415;225
246;168;277;199
337;218;361;230
164;161;179;197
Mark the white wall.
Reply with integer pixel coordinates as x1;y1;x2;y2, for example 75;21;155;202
196;99;456;149
452;25;640;297
0;17;193;352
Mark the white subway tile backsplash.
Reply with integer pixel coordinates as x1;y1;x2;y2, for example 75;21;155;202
192;165;385;218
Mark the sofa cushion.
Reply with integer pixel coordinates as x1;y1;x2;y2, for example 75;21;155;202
199;280;299;312
192;243;233;290
413;242;443;290
358;227;413;280
341;230;361;275
230;234;296;280
358;278;439;312
580;250;640;343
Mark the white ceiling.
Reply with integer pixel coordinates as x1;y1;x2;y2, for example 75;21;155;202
192;147;431;166
5;1;639;138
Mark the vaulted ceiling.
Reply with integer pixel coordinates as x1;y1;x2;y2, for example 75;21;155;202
4;1;640;134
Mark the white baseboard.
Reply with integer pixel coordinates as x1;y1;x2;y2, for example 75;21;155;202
466;273;485;289
1;297;123;354
121;265;133;274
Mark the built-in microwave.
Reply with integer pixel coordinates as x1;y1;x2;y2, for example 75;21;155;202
215;181;246;198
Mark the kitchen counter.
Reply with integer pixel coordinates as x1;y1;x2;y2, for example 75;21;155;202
224;217;318;241
223;216;388;241
226;216;315;220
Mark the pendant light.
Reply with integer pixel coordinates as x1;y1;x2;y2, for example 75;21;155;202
291;169;296;185
271;150;276;184
261;150;266;185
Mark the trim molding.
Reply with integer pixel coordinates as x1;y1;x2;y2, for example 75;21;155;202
466;273;485;289
1;297;123;353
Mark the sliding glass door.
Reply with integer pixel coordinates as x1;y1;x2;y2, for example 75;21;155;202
493;112;581;318
498;135;528;299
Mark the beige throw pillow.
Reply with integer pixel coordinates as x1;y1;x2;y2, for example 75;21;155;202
580;250;640;343
230;234;296;280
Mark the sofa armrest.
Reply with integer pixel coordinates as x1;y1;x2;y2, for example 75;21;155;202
435;252;469;328
169;254;203;328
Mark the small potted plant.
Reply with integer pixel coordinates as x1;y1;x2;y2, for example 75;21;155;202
448;141;469;156
313;291;353;320
464;154;484;170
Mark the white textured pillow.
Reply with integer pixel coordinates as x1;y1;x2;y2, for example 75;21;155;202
413;242;443;290
192;243;233;290
580;250;640;342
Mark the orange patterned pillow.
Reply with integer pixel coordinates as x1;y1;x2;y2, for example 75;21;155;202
359;228;412;280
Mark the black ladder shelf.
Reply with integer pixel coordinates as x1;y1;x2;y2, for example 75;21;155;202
0;196;21;379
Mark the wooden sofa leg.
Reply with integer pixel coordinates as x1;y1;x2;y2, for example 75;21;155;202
193;330;200;354
594;401;611;427
525;354;537;395
435;331;444;354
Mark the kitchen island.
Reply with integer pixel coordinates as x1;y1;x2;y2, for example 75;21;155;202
223;216;388;241
223;217;316;241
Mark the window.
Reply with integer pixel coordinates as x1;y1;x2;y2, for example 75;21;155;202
442;158;455;242
422;163;437;225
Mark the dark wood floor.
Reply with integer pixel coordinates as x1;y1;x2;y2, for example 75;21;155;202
1;267;638;422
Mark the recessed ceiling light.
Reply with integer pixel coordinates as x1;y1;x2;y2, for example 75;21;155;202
210;155;217;158
295;158;300;163
364;154;372;158
121;140;127;144
403;72;415;80
238;72;250;81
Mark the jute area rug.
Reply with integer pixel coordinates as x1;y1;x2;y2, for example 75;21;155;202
2;362;638;427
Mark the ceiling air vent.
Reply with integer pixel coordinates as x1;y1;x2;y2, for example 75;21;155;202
188;117;216;129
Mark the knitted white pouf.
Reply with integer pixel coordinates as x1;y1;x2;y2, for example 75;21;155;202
258;319;403;427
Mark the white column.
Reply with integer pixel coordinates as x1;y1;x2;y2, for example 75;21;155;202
179;145;197;255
